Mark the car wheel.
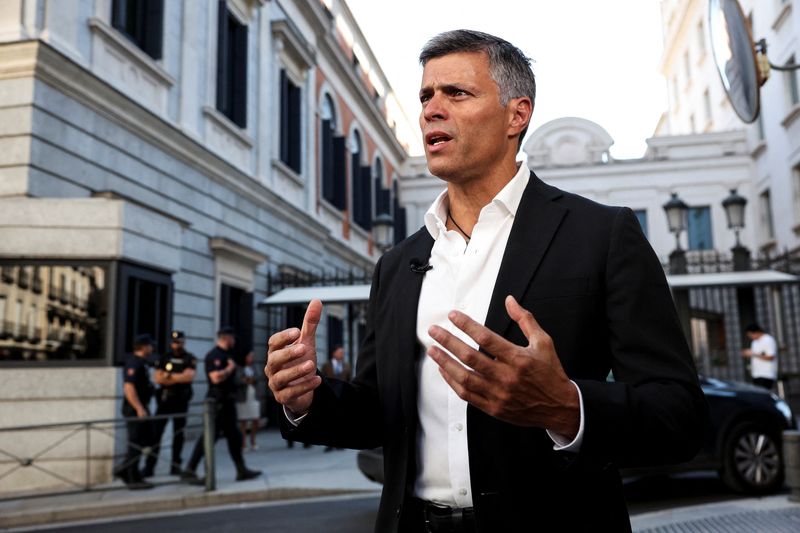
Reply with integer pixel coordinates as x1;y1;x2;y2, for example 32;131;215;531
720;422;783;494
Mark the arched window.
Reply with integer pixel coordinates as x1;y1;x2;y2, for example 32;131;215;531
374;157;390;216
320;94;346;209
351;131;372;231
393;180;407;244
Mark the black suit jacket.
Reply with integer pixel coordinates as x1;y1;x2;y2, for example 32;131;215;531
283;173;708;532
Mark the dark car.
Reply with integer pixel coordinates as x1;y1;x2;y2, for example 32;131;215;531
356;377;796;494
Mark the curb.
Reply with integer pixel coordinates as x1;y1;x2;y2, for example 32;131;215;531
0;487;377;529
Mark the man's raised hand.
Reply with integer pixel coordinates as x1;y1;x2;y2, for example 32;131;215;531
266;299;323;416
426;295;580;438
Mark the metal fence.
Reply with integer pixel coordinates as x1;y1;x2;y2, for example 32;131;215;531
0;399;219;501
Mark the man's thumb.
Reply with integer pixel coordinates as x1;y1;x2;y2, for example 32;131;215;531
300;299;323;342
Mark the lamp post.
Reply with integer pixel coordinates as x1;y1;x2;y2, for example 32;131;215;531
372;213;394;253
722;188;750;271
663;192;689;274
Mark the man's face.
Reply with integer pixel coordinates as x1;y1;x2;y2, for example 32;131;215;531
219;334;235;350
419;51;515;183
333;347;344;361
171;340;184;352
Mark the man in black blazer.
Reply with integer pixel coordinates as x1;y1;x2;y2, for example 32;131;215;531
267;30;707;532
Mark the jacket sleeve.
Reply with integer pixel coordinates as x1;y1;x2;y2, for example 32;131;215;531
280;256;384;449
574;207;709;467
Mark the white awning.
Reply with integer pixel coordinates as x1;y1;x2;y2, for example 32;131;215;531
666;270;798;288
258;284;371;307
259;270;797;307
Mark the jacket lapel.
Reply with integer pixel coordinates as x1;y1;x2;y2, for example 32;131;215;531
484;172;567;337
392;229;434;421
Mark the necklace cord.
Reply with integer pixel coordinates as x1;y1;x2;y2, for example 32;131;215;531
447;212;472;242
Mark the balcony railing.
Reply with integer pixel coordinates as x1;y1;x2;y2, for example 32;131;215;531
0;320;14;339
17;268;29;289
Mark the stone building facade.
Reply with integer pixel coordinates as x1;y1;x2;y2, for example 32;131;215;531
0;0;414;493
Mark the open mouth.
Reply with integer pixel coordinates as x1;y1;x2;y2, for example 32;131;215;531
426;132;453;148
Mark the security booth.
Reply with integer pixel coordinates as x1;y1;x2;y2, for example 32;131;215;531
667;269;800;409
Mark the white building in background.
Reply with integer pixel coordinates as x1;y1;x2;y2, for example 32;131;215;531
400;118;756;265
0;0;413;494
658;0;800;255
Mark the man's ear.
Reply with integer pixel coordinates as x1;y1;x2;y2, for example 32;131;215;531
507;96;533;138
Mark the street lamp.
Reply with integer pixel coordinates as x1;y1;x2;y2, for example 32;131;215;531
372;213;394;253
663;192;689;274
722;188;750;271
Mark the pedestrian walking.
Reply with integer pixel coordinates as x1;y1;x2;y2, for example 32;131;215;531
237;351;261;451
183;326;261;482
742;323;778;390
115;334;156;490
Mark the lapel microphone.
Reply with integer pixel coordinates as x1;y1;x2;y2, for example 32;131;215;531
409;258;433;274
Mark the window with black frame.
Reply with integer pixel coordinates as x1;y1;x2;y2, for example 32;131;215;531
220;284;253;363
393;180;407;244
0;262;110;363
216;0;248;128
113;262;172;366
280;69;302;174
321;94;347;210
351;131;373;231
111;0;164;60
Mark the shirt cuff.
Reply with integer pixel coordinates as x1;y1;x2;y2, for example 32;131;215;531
546;380;585;452
284;405;309;427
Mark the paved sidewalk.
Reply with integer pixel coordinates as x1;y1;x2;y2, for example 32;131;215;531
0;428;380;530
632;495;800;532
3;428;800;531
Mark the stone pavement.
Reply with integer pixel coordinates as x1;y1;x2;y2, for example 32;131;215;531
2;427;800;531
0;427;380;530
632;495;800;532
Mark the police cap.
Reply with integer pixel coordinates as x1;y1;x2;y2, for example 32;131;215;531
170;330;186;342
133;334;154;350
217;325;236;337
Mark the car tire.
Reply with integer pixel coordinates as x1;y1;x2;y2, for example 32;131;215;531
720;421;783;494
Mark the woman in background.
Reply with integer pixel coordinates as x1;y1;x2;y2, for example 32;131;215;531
237;351;260;451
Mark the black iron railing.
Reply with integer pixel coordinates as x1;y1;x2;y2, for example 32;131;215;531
0;400;218;501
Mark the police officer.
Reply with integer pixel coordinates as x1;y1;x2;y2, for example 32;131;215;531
142;330;197;477
115;334;156;490
182;326;261;482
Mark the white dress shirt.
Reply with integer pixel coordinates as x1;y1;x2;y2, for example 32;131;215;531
413;161;584;508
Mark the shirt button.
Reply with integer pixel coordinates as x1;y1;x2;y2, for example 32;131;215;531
454;423;463;431
457;301;467;310
459;488;468;496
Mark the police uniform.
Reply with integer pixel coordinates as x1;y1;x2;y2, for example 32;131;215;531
117;338;155;487
184;327;260;481
144;331;197;476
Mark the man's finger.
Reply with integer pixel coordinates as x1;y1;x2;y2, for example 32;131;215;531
445;311;517;364
265;344;307;376
270;359;317;390
505;295;543;341
428;324;504;375
268;328;300;353
274;375;322;404
427;345;492;396
431;349;493;407
300;299;323;342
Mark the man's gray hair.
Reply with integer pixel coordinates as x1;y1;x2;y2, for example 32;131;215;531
419;30;535;143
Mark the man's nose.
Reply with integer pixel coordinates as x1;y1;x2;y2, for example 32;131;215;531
422;92;447;122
